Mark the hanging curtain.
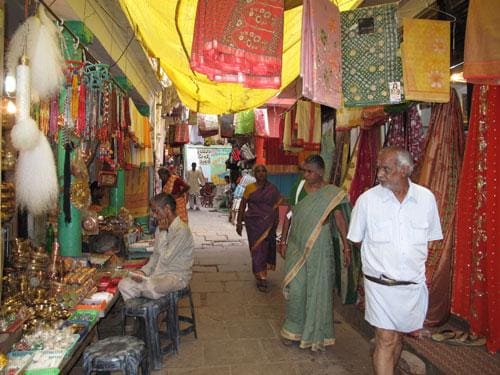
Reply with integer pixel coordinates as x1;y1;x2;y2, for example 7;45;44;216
413;90;465;326
190;0;284;89
452;85;500;353
301;0;341;108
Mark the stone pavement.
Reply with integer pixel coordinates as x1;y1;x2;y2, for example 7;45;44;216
155;207;372;374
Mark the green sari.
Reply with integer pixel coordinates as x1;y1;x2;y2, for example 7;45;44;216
281;184;348;350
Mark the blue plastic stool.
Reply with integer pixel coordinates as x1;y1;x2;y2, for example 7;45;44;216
121;296;169;370
163;286;198;355
83;335;149;375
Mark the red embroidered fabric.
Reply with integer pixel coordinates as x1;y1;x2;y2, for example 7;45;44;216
452;85;500;353
190;0;284;89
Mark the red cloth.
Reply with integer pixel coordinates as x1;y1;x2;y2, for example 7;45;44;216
190;0;284;89
452;85;500;353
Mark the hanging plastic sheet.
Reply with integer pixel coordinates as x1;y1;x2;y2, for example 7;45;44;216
117;1;359;114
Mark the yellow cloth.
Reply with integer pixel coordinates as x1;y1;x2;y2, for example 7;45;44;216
402;18;450;103
128;99;153;166
463;0;500;85
117;0;358;114
124;167;150;217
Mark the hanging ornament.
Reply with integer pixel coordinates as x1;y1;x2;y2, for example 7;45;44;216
6;6;65;100
11;57;40;151
15;134;58;216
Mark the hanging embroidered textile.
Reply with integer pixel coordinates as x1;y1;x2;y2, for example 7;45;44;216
197;114;219;137
341;3;402;107
452;85;500;353
190;0;284;89
254;108;270;137
463;0;500;85
385;104;425;165
174;123;190;144
266;106;282;138
413;90;464;326
234;110;255;135
301;0;341;108
219;114;235;138
402;18;450;103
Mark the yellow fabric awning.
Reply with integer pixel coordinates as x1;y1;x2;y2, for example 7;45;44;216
118;0;359;114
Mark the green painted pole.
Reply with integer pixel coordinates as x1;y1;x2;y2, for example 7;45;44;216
56;130;82;257
109;169;125;216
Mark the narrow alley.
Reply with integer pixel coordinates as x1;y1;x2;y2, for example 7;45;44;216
157;208;372;374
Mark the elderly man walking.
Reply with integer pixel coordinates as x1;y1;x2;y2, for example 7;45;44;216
347;146;442;375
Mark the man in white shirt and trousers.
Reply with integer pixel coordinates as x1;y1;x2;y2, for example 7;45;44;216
347;146;442;375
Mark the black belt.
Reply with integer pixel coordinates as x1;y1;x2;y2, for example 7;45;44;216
364;274;417;286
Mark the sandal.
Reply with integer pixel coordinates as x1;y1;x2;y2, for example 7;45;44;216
256;279;268;293
447;332;486;347
431;329;462;342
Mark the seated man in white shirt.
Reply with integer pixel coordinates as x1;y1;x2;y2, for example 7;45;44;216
118;193;194;301
347;146;443;375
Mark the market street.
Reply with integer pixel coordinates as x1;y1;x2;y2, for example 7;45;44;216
155;207;373;374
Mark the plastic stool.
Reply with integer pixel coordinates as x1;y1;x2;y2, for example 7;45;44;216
83;335;149;375
121;297;169;370
163;286;198;354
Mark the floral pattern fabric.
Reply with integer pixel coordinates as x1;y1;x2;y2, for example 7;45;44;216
190;0;284;89
301;0;341;109
402;18;450;103
341;4;402;107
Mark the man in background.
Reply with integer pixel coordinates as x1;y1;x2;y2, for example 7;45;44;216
186;162;205;210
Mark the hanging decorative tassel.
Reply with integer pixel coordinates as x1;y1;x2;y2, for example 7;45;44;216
6;6;65;101
71;74;79;121
15;134;58;216
30;6;65;99
11;58;41;151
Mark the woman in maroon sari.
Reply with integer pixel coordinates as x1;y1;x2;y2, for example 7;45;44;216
236;165;282;292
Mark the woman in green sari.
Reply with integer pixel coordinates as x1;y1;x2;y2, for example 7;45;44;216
279;155;352;351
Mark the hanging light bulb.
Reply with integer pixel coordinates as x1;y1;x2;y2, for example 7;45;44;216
4;74;16;94
6;100;17;114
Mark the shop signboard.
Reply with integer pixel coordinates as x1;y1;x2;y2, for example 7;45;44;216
183;145;231;185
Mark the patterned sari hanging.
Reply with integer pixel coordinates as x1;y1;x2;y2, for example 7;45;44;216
385;104;425;165
414;90;465;326
452;85;500;353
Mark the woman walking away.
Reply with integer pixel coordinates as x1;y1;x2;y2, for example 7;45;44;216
236;165;283;292
279;155;351;351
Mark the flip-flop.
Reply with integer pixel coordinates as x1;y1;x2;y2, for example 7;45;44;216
447;332;487;347
431;329;462;342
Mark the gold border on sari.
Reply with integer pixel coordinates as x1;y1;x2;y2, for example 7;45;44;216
281;190;346;293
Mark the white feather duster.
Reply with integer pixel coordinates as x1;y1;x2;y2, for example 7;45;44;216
10;118;41;151
5;16;40;77
6;7;65;100
15;132;59;216
30;7;65;99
